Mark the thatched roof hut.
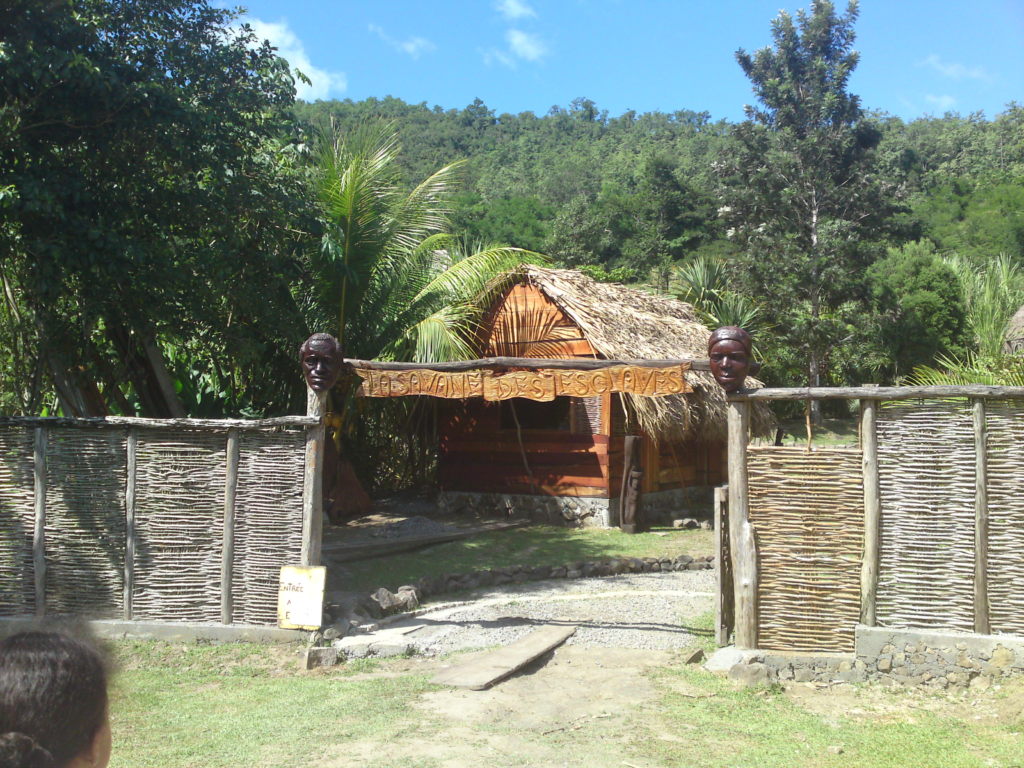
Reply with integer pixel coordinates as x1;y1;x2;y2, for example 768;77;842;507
1006;305;1024;354
436;265;771;507
504;265;773;443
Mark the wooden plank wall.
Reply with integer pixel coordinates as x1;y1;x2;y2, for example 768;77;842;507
438;400;609;496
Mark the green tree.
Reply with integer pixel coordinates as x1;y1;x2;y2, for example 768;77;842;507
866;241;967;379
1;0;308;417
306;121;544;488
720;0;902;421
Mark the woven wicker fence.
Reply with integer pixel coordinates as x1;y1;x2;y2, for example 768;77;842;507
876;401;977;632
0;420;309;627
748;447;864;652
985;402;1024;635
722;385;1024;653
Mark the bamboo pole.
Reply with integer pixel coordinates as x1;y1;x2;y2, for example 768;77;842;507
860;399;881;626
727;399;757;649
123;427;138;621
222;428;240;624
300;390;327;566
33;427;46;617
973;398;990;635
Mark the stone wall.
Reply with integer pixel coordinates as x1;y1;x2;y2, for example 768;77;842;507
437;486;717;528
752;625;1024;690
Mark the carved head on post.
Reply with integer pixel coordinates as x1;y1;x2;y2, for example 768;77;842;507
708;326;757;392
300;333;344;393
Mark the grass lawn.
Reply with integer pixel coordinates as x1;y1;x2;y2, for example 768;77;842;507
776;417;860;448
108;631;1024;768
332;524;715;595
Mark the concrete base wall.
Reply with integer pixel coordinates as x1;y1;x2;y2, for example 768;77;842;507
757;625;1024;689
438;486;717;528
0;617;306;644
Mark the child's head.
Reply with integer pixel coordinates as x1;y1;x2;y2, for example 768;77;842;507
0;631;111;768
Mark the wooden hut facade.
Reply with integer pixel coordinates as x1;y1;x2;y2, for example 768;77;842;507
436;266;770;524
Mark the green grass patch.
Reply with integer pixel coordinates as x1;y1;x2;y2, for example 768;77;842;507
335;524;714;594
108;641;430;768
778;417;859;448
642;665;1024;768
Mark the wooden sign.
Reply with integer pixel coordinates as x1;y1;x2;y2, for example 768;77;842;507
356;364;691;401
278;565;326;630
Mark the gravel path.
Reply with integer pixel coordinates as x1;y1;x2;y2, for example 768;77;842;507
386;570;715;655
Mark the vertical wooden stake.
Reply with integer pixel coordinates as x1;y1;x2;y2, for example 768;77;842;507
714;485;733;646
619;436;643;534
301;389;327;566
973;398;990;635
33;427;47;617
860;399;881;626
727;399;757;649
222;428;240;625
124;427;138;621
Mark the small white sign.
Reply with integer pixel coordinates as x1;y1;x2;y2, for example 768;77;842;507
278;565;326;630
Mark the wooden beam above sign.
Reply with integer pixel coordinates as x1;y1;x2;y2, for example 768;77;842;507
355;363;692;401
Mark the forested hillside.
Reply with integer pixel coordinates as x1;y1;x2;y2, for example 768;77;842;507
293;97;1024;277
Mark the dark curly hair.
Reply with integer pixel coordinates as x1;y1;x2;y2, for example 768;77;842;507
0;631;109;768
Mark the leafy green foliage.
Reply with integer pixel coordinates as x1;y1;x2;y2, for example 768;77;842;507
866;241;968;379
1;0;310;417
305;120;545;489
670;256;769;335
944;253;1024;358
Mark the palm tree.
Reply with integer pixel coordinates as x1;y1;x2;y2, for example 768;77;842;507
669;256;769;335
308;121;539;362
305;121;544;491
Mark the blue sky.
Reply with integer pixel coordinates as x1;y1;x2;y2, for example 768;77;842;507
233;0;1023;122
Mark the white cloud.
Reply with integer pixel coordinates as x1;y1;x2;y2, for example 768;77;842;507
368;24;436;60
506;29;547;62
919;54;991;82
481;47;517;69
495;0;537;20
246;19;346;100
925;94;958;112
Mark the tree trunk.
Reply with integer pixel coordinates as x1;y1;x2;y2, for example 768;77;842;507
808;347;823;426
809;200;823;426
107;326;185;418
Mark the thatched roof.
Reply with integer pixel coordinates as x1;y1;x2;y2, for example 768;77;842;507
1006;305;1024;354
517;265;773;443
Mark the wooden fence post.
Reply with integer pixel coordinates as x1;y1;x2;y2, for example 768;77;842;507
860;398;881;626
221;428;240;624
124;428;138;621
33;427;46;617
727;399;757;649
301;390;327;566
973;398;990;635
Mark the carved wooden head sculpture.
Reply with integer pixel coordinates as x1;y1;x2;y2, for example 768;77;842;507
300;333;343;392
708;326;754;392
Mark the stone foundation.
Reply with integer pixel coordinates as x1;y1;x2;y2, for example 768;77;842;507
752;625;1024;689
437;486;717;528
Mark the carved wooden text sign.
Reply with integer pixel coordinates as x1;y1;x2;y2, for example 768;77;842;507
356;364;691;401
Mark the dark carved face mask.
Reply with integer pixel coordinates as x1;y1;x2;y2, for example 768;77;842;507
300;335;343;392
708;331;752;393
